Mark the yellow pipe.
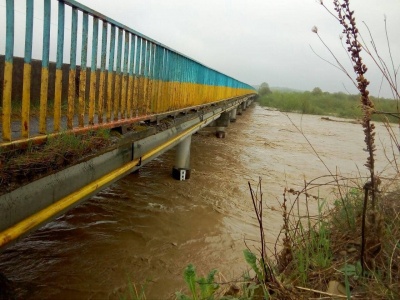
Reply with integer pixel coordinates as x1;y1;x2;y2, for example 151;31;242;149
2;61;13;141
39;67;49;134
0;111;220;248
54;69;63;132
21;63;32;138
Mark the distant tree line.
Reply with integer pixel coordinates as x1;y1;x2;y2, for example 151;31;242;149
258;82;272;96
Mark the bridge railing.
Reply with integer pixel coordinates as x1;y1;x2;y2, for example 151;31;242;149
1;0;255;146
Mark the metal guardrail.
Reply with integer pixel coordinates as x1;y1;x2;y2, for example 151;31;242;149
1;0;255;145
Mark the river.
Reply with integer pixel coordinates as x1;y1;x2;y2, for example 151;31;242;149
0;104;397;299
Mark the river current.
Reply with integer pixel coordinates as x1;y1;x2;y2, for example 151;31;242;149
0;104;397;299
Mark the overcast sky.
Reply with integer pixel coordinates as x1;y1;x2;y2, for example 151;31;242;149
1;0;399;98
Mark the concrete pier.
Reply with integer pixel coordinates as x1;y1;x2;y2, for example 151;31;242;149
172;135;192;180
237;105;243;115
241;101;247;111
230;108;237;122
215;111;230;138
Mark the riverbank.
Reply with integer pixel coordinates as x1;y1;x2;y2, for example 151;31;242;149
258;91;399;123
171;183;400;299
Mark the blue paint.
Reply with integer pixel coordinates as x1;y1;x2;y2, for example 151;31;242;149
145;41;150;77
153;45;163;81
141;40;146;77
100;21;107;72
116;28;123;74
55;0;254;91
151;44;157;79
123;31;129;74
81;12;89;71
24;0;34;63
69;7;78;70
42;0;51;68
135;37;141;75
129;34;136;76
91;18;99;71
108;25;116;72
56;1;65;70
5;0;14;63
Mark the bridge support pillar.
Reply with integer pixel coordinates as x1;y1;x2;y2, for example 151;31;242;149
172;135;191;180
241;101;247;111
237;105;243;115
216;111;230;138
230;108;237;123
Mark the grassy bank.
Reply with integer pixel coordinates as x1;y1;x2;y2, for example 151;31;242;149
0;129;112;195
258;91;399;123
119;183;399;299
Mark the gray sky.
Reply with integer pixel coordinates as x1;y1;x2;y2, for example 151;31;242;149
1;0;399;97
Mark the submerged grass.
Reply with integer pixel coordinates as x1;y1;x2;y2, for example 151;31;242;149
258;91;399;123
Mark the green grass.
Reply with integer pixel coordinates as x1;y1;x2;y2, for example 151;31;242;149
258;91;400;123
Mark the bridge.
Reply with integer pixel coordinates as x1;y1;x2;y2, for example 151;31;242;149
0;0;256;250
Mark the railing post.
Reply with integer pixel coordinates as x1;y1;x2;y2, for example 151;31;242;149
2;0;14;142
39;0;51;134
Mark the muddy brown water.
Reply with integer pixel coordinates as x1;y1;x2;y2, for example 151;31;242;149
0;104;397;299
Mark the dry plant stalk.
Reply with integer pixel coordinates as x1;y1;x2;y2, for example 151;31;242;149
332;0;384;276
315;0;388;276
332;0;377;203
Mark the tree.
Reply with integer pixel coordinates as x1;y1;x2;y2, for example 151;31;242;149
258;82;272;96
311;87;323;95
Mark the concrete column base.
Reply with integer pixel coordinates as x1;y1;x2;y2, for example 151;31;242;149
172;135;191;180
216;127;226;138
172;167;191;180
230;108;237;122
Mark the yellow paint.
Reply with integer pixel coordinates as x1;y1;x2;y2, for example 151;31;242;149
98;70;106;123
2;61;12;141
121;74;128;119
54;69;63;132
21;63;32;138
126;75;134;118
89;71;97;125
79;69;87;127
143;77;149;114
106;71;113;122
113;73;121;121
154;79;162;114
39;68;49;134
0;111;222;249
147;78;154;114
132;76;139;117
137;76;144;115
149;78;158;114
67;69;76;129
